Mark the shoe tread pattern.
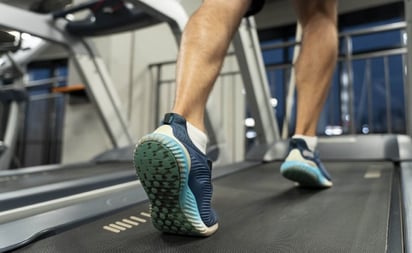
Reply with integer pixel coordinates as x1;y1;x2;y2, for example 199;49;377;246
134;134;207;236
281;161;331;188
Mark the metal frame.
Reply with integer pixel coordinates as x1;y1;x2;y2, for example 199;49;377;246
401;162;412;253
0;101;21;170
128;0;188;43
0;0;189;149
282;22;301;139
0;36;49;76
405;0;412;136
0;181;146;252
0;166;135;212
0;3;130;148
233;17;280;160
399;2;412;245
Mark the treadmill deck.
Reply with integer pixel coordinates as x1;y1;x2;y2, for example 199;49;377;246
14;161;393;253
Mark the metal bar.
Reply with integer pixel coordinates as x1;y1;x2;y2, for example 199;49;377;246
127;32;136;122
402;53;409;133
282;22;301;139
356;61;367;132
0;163;85;177
128;0;188;44
157;70;241;84
252;62;292;71
260;22;406;55
155;65;161;127
149;48;406;84
401;162;412;253
148;51;236;69
339;21;406;38
344;35;356;134
26;76;67;88
260;40;300;51
71;54;133;147
233;17;280;160
404;0;412;137
29;93;63;101
0;4;78;49
384;56;392;133
148;60;178;69
158;79;175;85
339;48;407;61
44;87;53;164
266;48;407;72
365;59;373;132
0;102;19;170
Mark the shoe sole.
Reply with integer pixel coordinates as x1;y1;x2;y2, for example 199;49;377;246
134;133;218;236
280;161;332;188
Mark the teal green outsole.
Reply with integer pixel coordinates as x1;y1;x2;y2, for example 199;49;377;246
134;134;204;236
280;161;331;188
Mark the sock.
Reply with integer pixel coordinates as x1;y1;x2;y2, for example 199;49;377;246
187;122;208;154
293;134;318;152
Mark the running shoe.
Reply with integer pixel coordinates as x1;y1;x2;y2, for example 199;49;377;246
134;113;218;236
280;138;333;188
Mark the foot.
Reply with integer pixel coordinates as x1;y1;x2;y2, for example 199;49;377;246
134;113;218;236
280;138;333;188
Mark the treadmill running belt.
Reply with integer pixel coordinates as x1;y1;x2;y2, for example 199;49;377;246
15;161;393;253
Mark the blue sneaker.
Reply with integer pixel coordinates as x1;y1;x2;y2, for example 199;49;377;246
133;113;218;236
280;138;333;188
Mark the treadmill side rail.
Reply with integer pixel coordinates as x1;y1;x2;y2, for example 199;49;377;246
0;181;145;252
401;162;412;253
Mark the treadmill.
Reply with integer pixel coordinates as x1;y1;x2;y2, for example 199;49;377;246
1;135;411;252
1;1;412;252
0;0;274;214
0;29;130;212
0;0;193;211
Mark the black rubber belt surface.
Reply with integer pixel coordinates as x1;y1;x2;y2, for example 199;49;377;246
15;161;393;253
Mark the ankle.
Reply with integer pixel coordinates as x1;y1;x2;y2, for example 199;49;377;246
292;134;318;151
187;121;208;154
171;109;206;132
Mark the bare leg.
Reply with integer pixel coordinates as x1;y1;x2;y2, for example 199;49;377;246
292;0;338;136
172;0;252;132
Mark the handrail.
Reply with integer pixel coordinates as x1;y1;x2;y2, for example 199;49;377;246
150;21;407;70
260;21;406;52
149;20;408;136
265;47;408;71
339;21;405;37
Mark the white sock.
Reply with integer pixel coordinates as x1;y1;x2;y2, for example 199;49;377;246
187;122;208;154
293;134;318;152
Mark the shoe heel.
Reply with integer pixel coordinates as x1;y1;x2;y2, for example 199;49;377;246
281;161;332;188
134;134;209;235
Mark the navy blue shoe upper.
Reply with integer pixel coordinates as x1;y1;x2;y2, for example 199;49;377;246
162;113;218;227
288;138;332;181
